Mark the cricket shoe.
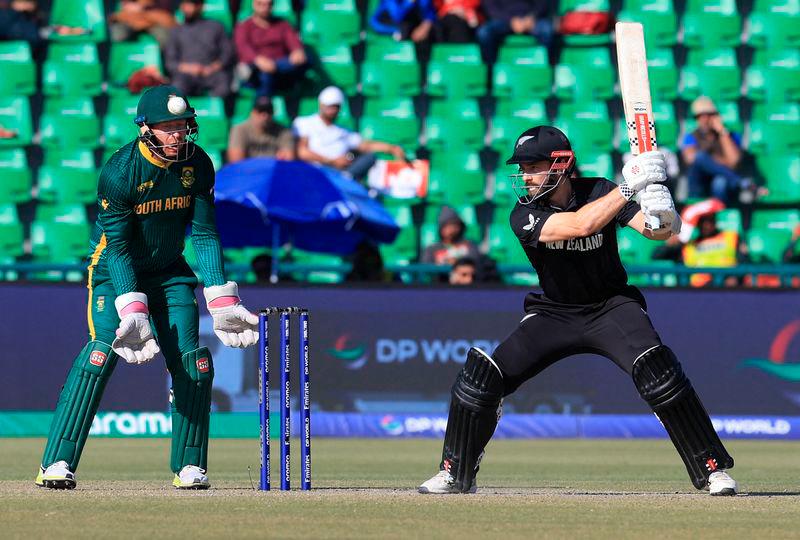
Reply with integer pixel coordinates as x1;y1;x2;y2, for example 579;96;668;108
418;470;477;494
35;461;76;490
173;465;211;490
707;470;737;496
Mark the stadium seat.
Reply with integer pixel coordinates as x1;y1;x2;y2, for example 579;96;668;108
492;164;521;203
747;7;800;49
577;152;613;179
42;43;102;96
107;40;163;94
645;47;678;101
487;220;529;265
559;0;611;45
747;228;792;263
289;250;347;283
682;0;741;49
554;47;615;102
556;102;613;154
756;155;800;203
49;0;107;42
427;150;486;205
751;209;800;232
425;99;484;153
617;0;678;48
748;104;800;155
190;97;229;151
232;95;289;125
361;39;420;97
489;116;537;154
617;102;678;151
37;161;97;205
380;204;418;264
426;44;488;98
0;41;35;96
313;44;358;94
745;49;800;103
39;97;100;149
494;99;547;123
0;149;32;204
492;46;552;100
0;96;33;148
680;48;741;102
237;0;295;24
43;148;96;173
301;0;361;46
716;208;742;234
359;116;419;151
30;204;91;263
617;226;657;264
0;204;24;259
175;0;232;31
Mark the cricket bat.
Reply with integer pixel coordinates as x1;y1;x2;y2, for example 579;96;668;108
616;21;660;230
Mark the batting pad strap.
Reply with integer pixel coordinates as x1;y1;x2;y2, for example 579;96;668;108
632;345;734;489
170;347;214;473
41;341;118;471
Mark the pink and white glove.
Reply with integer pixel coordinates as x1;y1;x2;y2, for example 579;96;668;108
112;292;160;364
203;281;259;348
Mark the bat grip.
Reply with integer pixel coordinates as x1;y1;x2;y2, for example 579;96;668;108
646;214;661;231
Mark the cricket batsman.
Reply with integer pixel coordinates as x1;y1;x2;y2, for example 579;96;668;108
419;126;738;496
35;85;259;490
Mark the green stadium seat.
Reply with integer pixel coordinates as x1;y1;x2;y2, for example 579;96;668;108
494;99;547;123
380;204;418;264
751;209;800;232
190;97;229;150
680;48;741;102
556;102;613;154
746;228;792;263
747;0;800;49
428;150;486;205
645;47;678;101
301;0;361;46
492;46;551;100
748;104;800;155
44;148;96;169
0;96;33;148
175;0;232;31
290;250;347;283
425;99;484;153
0;204;24;259
0;149;32;204
232;95;289;125
756;155;800;203
426;44;487;98
31;204;91;263
577;152;613;179
745;49;800;103
361;38;420;97
554;47;615;102
0;41;35;95
103;112;137;149
617;0;678;48
489;116;536;154
237;0;295;24
108;40;163;94
37;158;97;204
313;44;358;94
716;208;742;233
682;0;741;49
559;0;611;45
42;43;102;96
618;102;679;151
363;97;415;119
487;221;528;264
617;226;657;264
492;164;521;203
49;0;107;42
39;97;100;149
359;116;419;151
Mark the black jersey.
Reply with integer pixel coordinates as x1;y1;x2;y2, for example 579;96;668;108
509;177;641;305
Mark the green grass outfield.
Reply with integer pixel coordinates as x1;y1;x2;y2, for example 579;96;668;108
1;438;799;539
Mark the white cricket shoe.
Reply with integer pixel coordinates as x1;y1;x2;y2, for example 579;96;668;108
418;470;477;494
707;470;737;496
173;465;210;490
36;460;76;490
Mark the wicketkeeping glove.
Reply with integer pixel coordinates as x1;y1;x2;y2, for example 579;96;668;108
619;150;667;200
112;292;160;364
203;281;259;348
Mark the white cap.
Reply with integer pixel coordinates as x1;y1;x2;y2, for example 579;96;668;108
318;86;344;106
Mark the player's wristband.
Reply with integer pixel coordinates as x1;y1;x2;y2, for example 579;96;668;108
618;183;636;201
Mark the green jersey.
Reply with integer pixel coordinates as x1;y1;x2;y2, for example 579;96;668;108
88;140;226;295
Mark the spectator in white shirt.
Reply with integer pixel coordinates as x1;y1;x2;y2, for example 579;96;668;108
293;86;407;179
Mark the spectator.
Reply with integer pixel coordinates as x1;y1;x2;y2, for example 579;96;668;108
370;0;436;63
234;0;307;97
164;0;234;97
227;96;294;163
293;86;406;180
421;206;480;266
449;256;476;285
477;0;553;64
680;97;756;205
109;0;176;47
433;0;482;43
346;241;391;282
0;0;87;50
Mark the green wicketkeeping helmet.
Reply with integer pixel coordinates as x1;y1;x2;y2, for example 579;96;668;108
134;85;196;126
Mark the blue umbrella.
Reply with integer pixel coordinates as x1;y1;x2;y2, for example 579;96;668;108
214;157;400;256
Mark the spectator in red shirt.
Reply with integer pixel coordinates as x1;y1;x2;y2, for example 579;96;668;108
233;0;307;97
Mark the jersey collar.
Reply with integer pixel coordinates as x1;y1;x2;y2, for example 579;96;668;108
138;141;170;169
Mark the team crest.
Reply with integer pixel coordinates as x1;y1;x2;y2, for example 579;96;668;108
101;199;109;210
137;180;155;192
181;167;195;189
96;296;105;312
89;351;107;367
196;357;210;373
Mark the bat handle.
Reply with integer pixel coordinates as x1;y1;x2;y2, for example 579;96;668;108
646;214;661;231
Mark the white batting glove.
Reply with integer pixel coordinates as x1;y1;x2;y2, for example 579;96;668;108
619;150;667;200
639;184;681;234
203;281;259;348
112;292;160;364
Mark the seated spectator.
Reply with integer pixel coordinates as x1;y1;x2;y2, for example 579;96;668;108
109;0;176;47
0;0;87;51
477;0;553;64
164;0;234;97
370;0;436;63
227;96;294;163
234;0;307;97
346;241;392;282
433;0;482;43
293;86;406;180
421;206;480;266
680;97;758;205
449;256;476;285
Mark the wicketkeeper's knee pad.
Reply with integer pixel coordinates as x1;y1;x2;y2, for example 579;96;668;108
170;347;214;473
42;341;118;471
632;345;733;489
442;347;504;492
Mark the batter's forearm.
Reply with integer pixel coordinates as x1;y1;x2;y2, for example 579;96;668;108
574;190;628;235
